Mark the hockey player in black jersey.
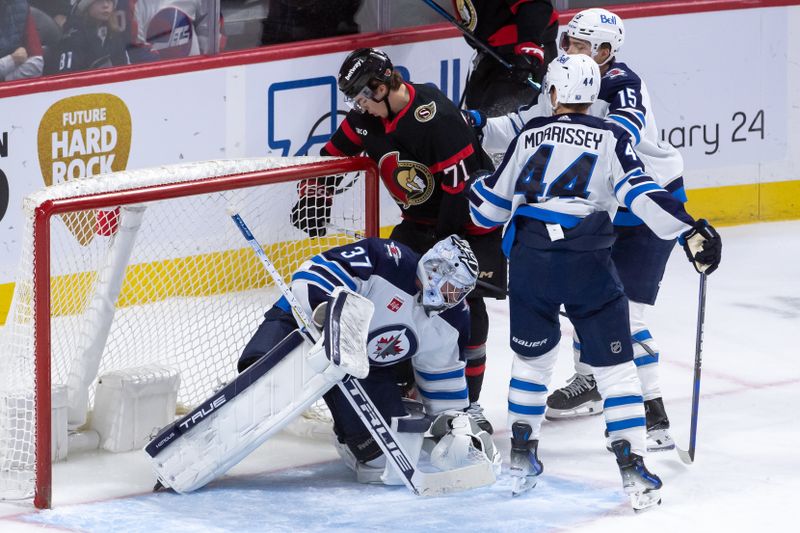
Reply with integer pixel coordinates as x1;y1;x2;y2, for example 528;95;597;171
452;0;559;116
290;48;506;432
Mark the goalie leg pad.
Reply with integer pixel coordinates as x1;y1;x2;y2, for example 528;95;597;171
146;329;349;493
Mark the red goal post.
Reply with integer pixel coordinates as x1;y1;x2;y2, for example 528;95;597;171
0;156;378;509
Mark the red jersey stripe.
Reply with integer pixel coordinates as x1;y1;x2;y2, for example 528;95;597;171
340;118;363;147
428;144;475;174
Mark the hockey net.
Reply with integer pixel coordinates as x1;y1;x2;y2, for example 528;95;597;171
0;156;378;508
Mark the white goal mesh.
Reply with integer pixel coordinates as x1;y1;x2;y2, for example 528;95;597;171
0;156;378;507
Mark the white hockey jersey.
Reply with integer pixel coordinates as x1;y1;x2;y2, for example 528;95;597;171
282;238;471;415
134;0;218;58
480;61;685;226
469;113;695;250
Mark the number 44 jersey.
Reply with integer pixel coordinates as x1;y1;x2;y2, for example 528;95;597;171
468;113;695;246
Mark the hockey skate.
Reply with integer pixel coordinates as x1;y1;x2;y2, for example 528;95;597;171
466;402;494;434
610;440;662;512
645;398;675;452
545;374;603;420
509;422;543;496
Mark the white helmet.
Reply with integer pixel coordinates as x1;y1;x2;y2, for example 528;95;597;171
429;412;501;474
544;54;601;108
417;235;478;316
561;8;625;63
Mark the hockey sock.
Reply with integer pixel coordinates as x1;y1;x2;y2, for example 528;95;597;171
594;362;647;456
507;345;559;438
465;345;487;403
571;331;593;376
629;301;662;401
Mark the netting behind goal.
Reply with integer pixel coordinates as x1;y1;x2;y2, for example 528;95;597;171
0;156;378;508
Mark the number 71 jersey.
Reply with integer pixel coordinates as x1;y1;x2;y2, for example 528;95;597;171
469;113;694;242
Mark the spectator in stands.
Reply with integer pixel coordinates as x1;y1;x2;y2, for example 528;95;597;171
134;0;226;59
44;0;131;75
0;0;44;81
261;0;362;45
30;0;71;28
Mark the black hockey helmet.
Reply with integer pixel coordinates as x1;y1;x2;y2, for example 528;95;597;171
338;48;393;99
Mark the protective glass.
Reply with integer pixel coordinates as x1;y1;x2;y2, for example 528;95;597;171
344;85;376;113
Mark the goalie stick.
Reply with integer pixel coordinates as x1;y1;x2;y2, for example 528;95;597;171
677;273;708;465
231;212;495;495
419;0;542;92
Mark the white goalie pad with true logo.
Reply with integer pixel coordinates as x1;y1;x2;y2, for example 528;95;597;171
144;288;373;493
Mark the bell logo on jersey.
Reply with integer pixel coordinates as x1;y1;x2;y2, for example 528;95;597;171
385;241;402;265
387;296;404;313
367;325;418;366
378;152;435;208
414;102;437;123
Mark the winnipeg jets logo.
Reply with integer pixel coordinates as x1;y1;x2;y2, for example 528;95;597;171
606;68;627;79
367;325;418;366
385;241;402;265
378;152;435;208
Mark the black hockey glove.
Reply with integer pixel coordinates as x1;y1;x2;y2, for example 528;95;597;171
680;219;722;275
290;178;335;238
511;42;544;85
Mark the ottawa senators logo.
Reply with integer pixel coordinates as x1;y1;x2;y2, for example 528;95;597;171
414;102;436;123
378;152;435;209
456;0;478;32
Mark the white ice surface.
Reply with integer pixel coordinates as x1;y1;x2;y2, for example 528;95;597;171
1;220;797;532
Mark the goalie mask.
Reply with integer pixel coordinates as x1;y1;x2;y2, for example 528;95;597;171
416;235;478;316
560;8;625;65
429;412;501;473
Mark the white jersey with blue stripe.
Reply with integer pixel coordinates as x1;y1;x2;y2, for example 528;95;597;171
283;238;470;414
469;113;695;243
481;61;684;192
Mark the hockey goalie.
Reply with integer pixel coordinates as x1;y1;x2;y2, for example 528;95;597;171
145;234;501;495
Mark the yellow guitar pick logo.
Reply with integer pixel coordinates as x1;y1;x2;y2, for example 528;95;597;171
37;94;132;245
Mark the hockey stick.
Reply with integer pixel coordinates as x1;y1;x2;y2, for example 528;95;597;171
677;272;707;465
231;212;494;495
419;0;542;92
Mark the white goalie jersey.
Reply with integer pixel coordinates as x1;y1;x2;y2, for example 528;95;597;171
285;238;472;415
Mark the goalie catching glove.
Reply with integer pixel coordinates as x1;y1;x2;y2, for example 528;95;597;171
290;175;341;238
680;219;722;274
